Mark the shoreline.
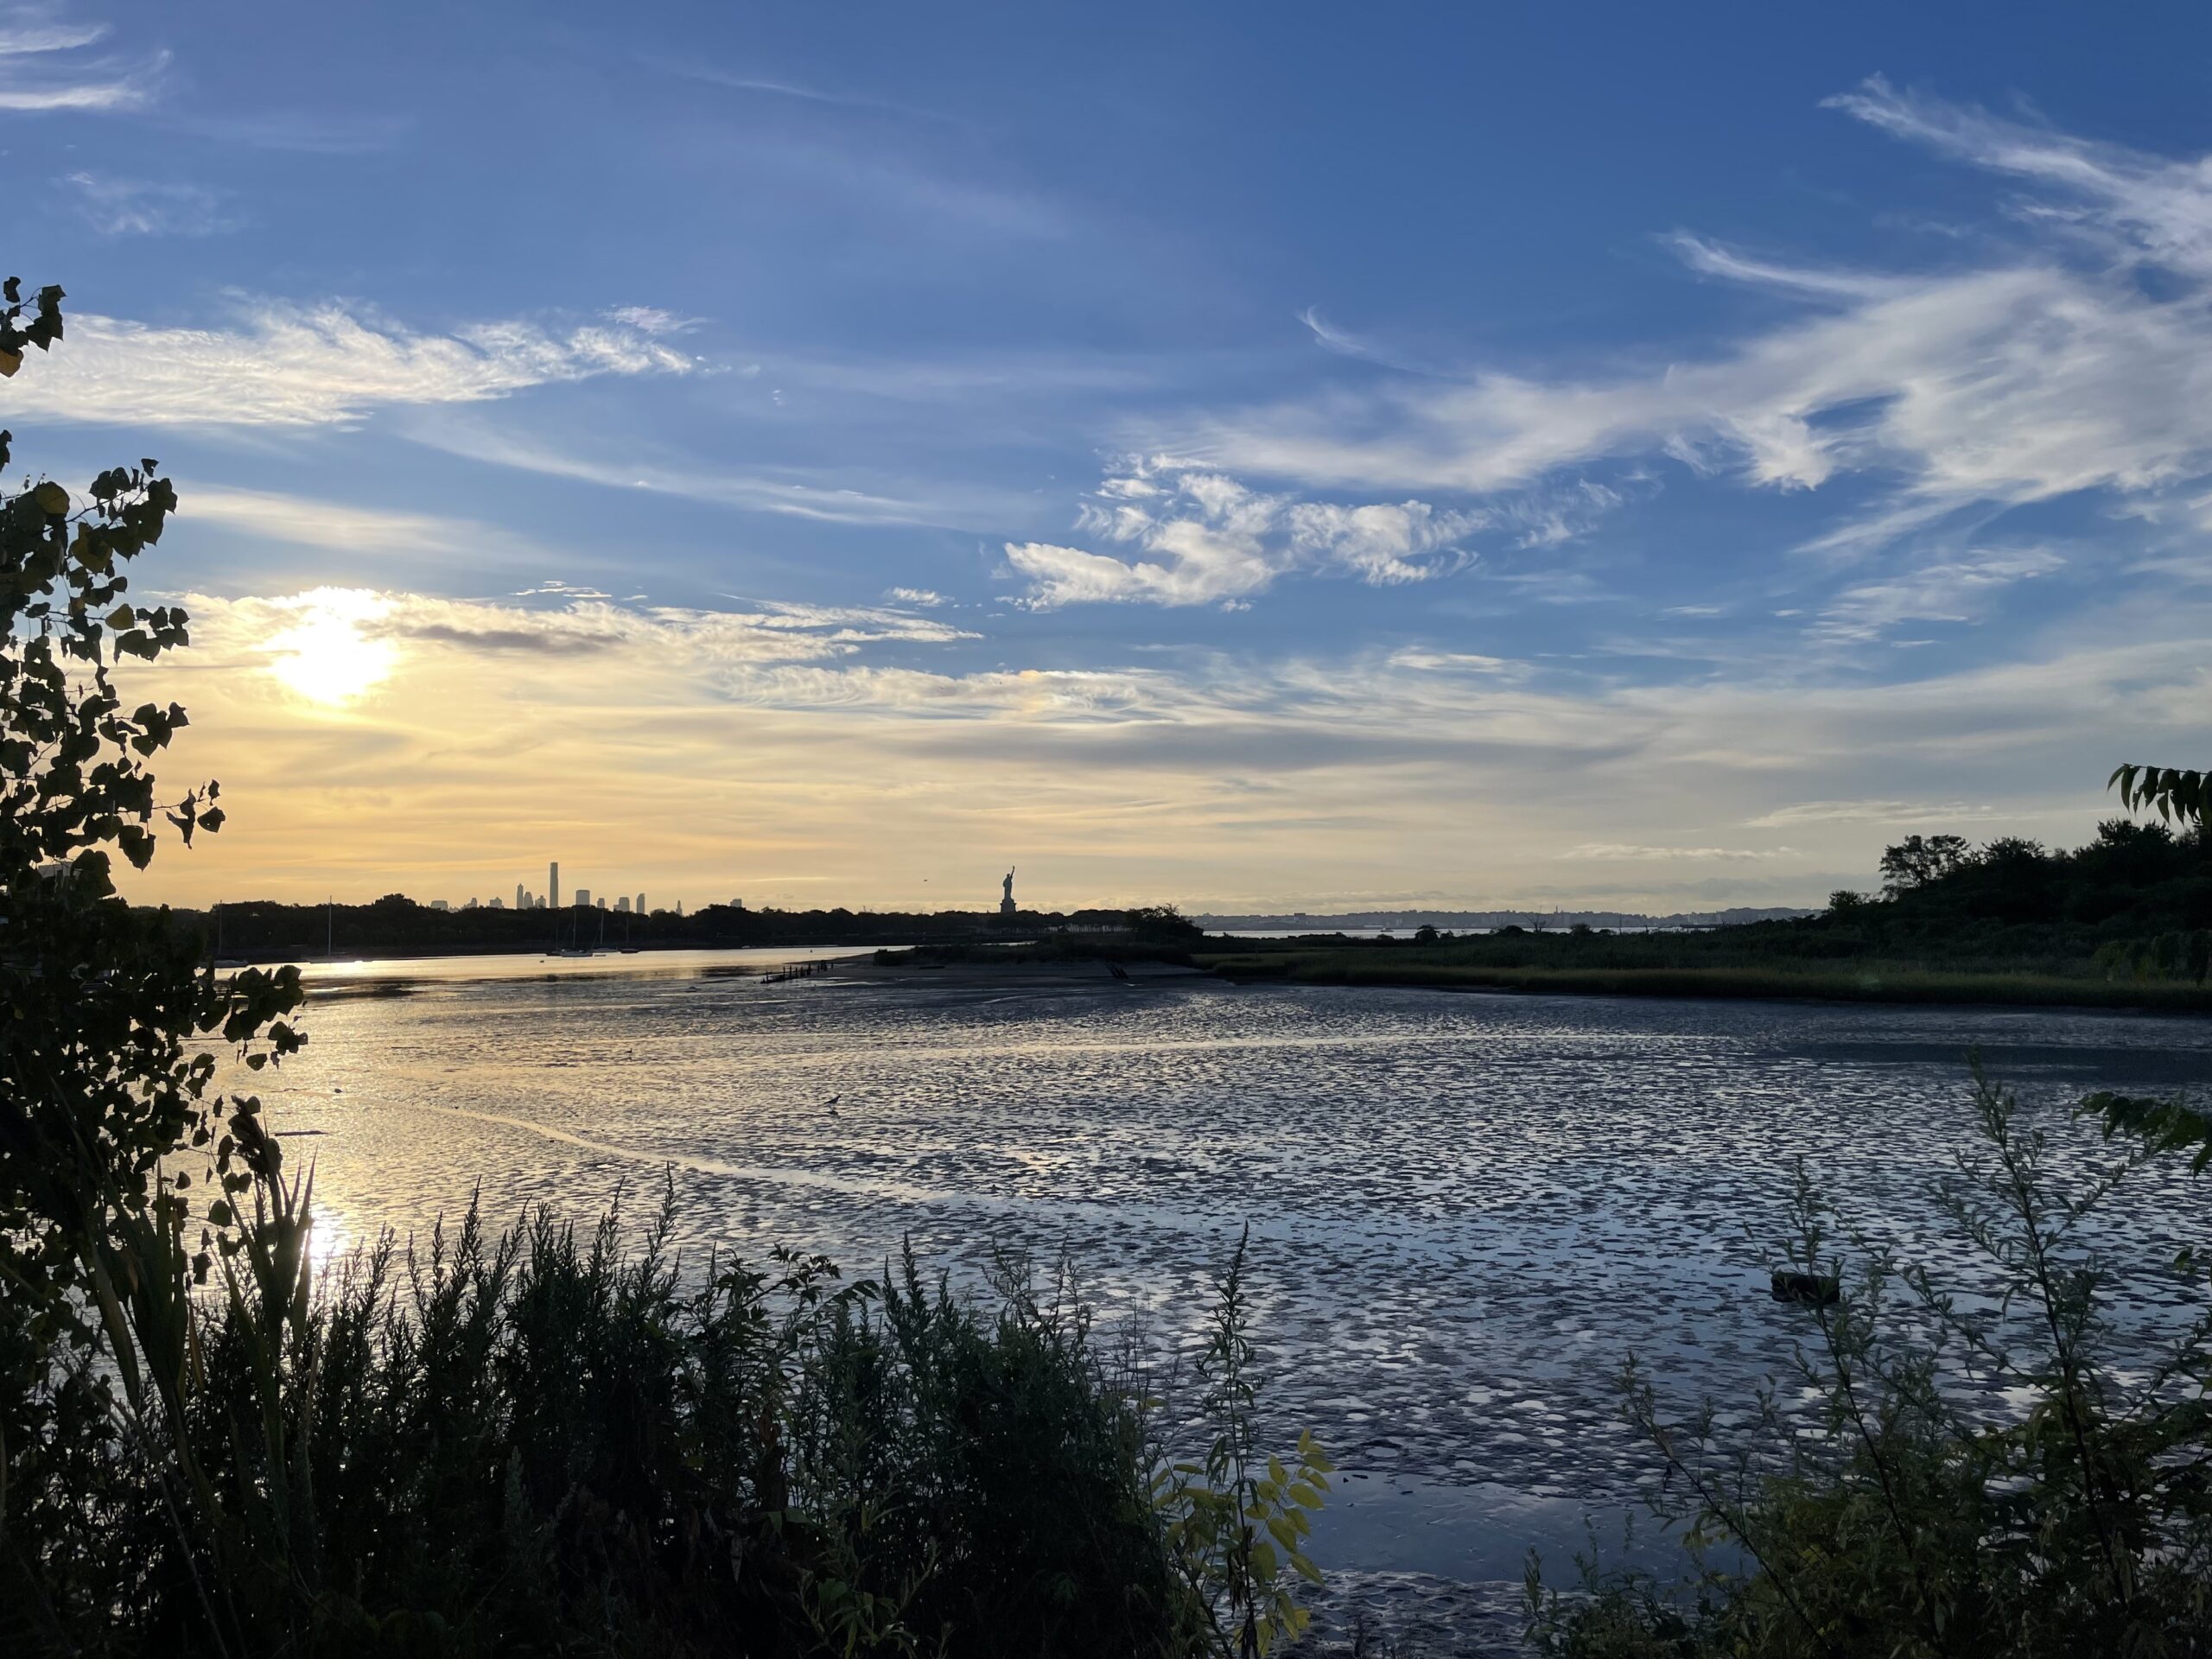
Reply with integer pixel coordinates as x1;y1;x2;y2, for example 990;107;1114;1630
1198;954;2212;1016
227;937;2212;1019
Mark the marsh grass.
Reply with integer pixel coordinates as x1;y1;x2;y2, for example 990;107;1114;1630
4;1159;1325;1659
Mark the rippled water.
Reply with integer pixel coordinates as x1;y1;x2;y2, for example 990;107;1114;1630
246;951;2212;1653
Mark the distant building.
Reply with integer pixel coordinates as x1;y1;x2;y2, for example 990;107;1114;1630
490;896;505;909
616;895;630;913
596;896;607;910
515;883;524;911
575;887;592;908
431;899;450;912
550;861;560;910
635;892;645;916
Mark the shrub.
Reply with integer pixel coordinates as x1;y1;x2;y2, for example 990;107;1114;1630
1527;1065;2212;1657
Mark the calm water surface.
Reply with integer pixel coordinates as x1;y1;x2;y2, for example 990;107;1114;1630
248;952;2212;1651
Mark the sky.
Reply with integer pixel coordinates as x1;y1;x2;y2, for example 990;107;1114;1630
11;0;2212;914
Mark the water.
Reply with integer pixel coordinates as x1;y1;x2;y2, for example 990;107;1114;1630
244;952;2212;1652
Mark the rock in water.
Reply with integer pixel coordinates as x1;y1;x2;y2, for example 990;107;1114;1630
1770;1270;1841;1308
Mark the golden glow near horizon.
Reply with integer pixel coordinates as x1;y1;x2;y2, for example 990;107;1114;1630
108;577;2160;918
263;588;399;706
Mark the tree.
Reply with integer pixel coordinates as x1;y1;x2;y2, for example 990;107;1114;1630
1877;832;1972;896
1;278;302;1623
2077;817;2183;884
1123;904;1202;941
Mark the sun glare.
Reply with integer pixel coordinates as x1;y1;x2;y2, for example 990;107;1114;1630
265;588;398;705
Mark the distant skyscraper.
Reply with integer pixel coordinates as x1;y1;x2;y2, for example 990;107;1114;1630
616;896;630;913
635;892;645;916
575;887;591;908
550;861;559;909
516;882;524;911
596;896;607;910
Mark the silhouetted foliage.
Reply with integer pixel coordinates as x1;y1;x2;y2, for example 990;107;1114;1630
1;281;306;1640
1208;818;2212;1005
170;896;1096;961
1878;832;1973;896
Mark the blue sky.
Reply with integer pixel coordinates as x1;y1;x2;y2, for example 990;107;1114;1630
12;1;2212;912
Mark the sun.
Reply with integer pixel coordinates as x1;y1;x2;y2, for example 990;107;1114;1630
264;588;398;706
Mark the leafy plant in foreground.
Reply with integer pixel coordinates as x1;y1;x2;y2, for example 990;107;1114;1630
0;277;305;1645
1154;1229;1333;1657
1527;1065;2212;1658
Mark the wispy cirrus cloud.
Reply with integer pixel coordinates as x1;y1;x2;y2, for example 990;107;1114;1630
181;588;981;706
1743;799;2002;829
649;57;969;128
6;300;696;427
0;9;163;111
411;416;1000;528
1177;81;2212;571
67;170;238;236
1812;545;2067;644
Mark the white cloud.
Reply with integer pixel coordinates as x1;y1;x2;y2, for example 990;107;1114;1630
1822;76;2212;277
0;12;162;111
1813;546;2065;643
411;416;1005;528
1285;500;1478;584
7;301;696;428
1804;548;2061;645
606;305;700;336
186;588;980;689
67;171;237;235
1008;457;1480;607
1744;799;1996;829
884;586;951;607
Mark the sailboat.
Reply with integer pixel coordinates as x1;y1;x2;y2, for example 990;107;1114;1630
548;903;595;957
